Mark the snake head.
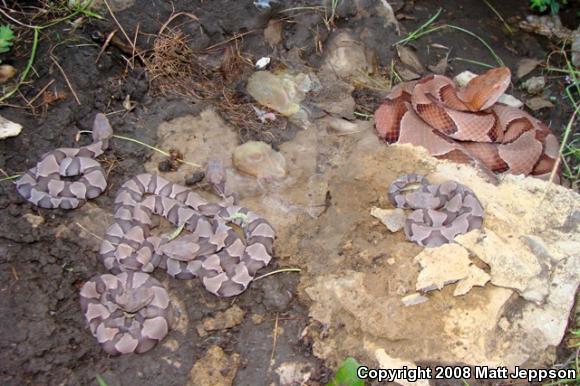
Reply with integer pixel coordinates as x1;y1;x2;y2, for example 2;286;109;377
115;287;154;313
92;113;114;142
457;67;511;111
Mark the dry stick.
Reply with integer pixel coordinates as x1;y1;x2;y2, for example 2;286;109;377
102;0;145;63
95;29;118;64
50;56;81;105
158;12;199;36
253;268;301;281
26;79;55;106
75;222;105;242
268;313;280;374
131;23;140;68
205;30;256;51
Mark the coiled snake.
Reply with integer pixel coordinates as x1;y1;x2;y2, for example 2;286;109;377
14;114;275;355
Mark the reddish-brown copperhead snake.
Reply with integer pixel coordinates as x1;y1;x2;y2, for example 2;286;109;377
13;114;275;355
374;67;560;179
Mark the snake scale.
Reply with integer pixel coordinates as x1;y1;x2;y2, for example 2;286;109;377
14;114;275;355
388;173;484;247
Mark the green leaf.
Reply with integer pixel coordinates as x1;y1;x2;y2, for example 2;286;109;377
326;357;365;386
0;25;15;54
95;374;108;386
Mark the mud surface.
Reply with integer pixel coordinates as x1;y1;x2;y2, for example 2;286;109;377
0;0;578;385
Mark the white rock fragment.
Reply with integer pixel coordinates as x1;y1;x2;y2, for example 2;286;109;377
401;292;429;306
0;115;23;139
454;265;491;296
414;243;472;292
255;56;271;70
371;207;406;232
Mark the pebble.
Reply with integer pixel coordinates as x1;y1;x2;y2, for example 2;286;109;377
233;141;287;179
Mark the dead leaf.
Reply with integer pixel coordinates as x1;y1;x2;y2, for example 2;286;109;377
395;63;421;81
516;58;542;79
396;45;425;73
428;56;448;75
264;19;283;46
525;97;554;111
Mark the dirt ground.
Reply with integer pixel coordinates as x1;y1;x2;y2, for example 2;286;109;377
0;0;578;385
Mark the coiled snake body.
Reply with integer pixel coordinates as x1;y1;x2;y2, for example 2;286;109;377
388;174;484;247
374;67;560;179
14;114;275;355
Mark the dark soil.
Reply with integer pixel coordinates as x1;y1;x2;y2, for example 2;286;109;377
0;0;577;385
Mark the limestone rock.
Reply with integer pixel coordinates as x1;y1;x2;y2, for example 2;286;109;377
0;115;22;139
246;71;317;116
196;305;246;337
401;293;428;306
371;207;406;232
323;32;370;81
233;141;287;179
414;243;472;292
187;346;240;386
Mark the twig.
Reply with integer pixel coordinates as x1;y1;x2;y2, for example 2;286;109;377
27;79;55;106
482;0;513;34
268;313;280;374
95;29;117;64
253;268;301;281
205;30;256;51
78;131;202;168
158;12;199;36
50;56;81;105
102;0;145;63
75;222;104;242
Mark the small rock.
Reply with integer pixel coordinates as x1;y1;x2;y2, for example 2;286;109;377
401;293;428;306
261;278;292;312
526;97;554;111
276;362;312;386
184;171;205;186
233;141;287;179
370;207;406;232
251;314;264;324
23;213;44;228
264;19;283;46
454;70;477;87
323;116;368;134
255;57;271;70
246;71;315;116
498;94;524;108
196;305;246;337
157;159;173;172
187;346;240;386
0;64;17;84
516;58;542;79
522;76;545;94
0;115;23;139
323;32;370;80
